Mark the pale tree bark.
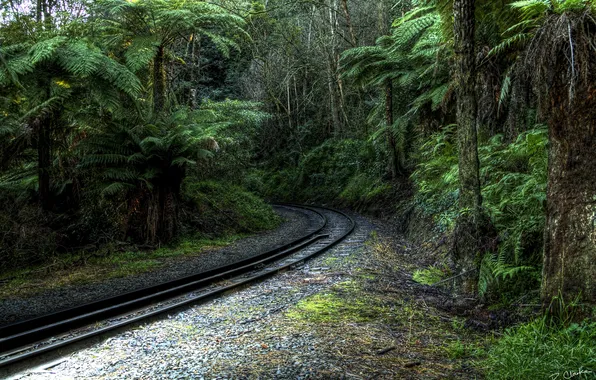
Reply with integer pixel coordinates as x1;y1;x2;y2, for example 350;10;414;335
453;0;484;293
325;0;343;135
36;0;42;22
340;0;357;46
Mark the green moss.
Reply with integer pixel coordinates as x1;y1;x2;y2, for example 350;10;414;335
286;280;390;323
412;267;446;285
286;292;387;323
321;257;339;266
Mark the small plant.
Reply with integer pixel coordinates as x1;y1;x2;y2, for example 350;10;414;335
445;338;488;360
451;317;466;331
445;340;467;360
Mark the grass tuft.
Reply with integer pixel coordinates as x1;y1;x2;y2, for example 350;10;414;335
485;317;596;379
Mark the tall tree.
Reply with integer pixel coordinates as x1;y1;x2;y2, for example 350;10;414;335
489;0;596;305
453;0;483;292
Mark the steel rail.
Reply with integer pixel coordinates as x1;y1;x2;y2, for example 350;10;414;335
0;205;355;370
0;205;326;351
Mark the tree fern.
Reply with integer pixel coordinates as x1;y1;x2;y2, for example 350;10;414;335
78;100;265;243
96;0;249;111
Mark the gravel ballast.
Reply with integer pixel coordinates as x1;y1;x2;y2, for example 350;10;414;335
5;211;488;379
0;206;320;324
6;212;375;379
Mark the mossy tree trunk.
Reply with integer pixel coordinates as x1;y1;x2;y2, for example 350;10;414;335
385;79;400;178
542;76;596;305
37;116;52;211
453;0;483;293
153;45;167;113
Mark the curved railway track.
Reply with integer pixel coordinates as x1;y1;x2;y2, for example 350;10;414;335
0;204;355;371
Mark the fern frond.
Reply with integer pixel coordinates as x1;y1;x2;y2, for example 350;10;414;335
56;41;103;77
28;36;68;66
101;181;134;197
124;35;160;72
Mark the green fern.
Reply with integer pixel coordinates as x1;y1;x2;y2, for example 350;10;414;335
413;126;547;298
97;0;248;73
81;101;266;198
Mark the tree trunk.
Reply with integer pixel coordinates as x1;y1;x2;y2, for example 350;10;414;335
37;117;52;211
326;0;343;135
153;45;167;113
128;174;182;245
340;0;357;46
42;0;52;29
385;79;399;178
453;0;483;293
542;82;596;305
36;0;42;22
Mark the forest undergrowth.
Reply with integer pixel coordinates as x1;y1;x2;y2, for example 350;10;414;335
0;179;280;298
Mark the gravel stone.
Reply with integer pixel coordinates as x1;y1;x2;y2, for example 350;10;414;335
7;212;375;379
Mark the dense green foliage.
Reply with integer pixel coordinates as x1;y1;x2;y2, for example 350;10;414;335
183;179;280;234
486;316;596;379
0;0;276;271
253;139;386;203
412;127;548;298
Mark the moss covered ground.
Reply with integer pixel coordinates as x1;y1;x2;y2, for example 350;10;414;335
281;233;491;378
0;234;245;299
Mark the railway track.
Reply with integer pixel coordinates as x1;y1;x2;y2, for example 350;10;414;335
0;204;355;371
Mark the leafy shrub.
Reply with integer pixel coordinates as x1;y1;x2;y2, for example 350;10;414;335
339;173;392;207
182;179;280;235
486;317;596;379
478;129;547;298
410;124;459;231
297;138;373;201
253;167;302;201
255;138;380;203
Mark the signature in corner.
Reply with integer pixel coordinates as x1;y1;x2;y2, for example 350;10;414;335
550;369;594;379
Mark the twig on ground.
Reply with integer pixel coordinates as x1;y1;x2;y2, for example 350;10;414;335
376;346;396;355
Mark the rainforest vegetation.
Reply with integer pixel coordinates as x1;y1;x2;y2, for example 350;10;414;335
1;0;595;377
